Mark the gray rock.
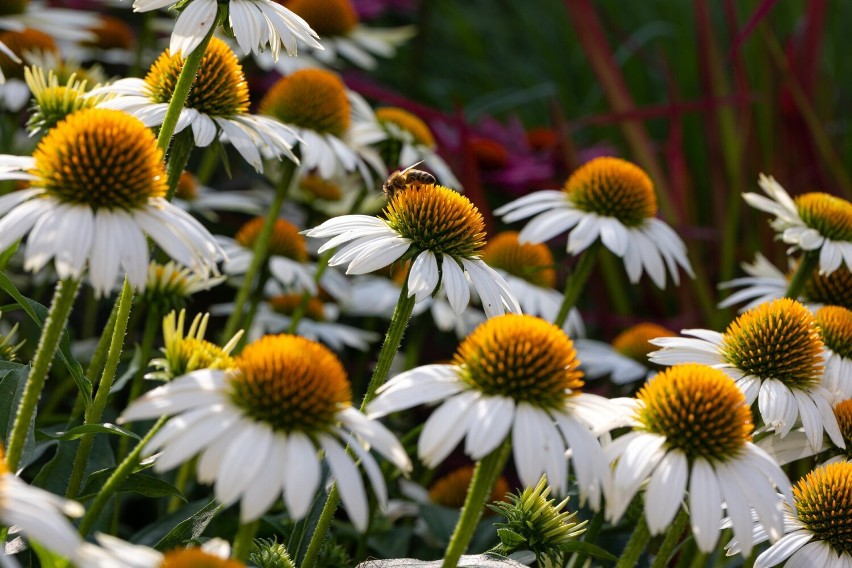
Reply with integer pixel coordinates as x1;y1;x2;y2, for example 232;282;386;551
356;553;529;568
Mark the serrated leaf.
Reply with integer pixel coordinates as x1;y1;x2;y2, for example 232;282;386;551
154;499;224;551
78;469;185;502
0;272;91;406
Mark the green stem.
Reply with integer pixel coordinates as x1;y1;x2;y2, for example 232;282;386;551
568;510;604;568
124;308;161;410
167;457;196;513
67;278;134;498
232;519;260;561
442;439;513;568
359;281;416;408
615;514;651;568
242;261;271;343
165;130;195;201
650;507;689;568
286;251;332;335
785;251;820;300
78;416;168;536
554;242;601;329
301;279;417;568
221;159;297;343
6;278;80;472
155;16;219;154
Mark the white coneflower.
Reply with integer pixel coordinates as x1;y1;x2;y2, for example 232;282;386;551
726;461;852;567
130;0;321;59
575;322;676;385
219;216;348;302
814;305;852;402
0;108;223;296
607;364;792;555
744;174;852;275
496;157;694;289
247;293;380;352
369;314;626;510
0;445;85;560
649;298;844;450
481;231;584;335
76;535;243;568
258;68;386;183
255;0;415;72
304;183;520;318
0;0;98;44
374;107;461;189
90;38;297;172
119;334;411;530
0;28;58;110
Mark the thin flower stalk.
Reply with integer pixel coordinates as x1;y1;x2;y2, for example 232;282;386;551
6;277;81;472
67;277;134;498
221;159;298;343
785;250;820;299
155;11;220;153
442;439;512;568
650;507;689;568
554;241;601;328
301;277;417;568
615;514;651;568
77;416;169;536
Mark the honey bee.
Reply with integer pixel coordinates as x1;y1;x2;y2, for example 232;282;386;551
382;161;436;200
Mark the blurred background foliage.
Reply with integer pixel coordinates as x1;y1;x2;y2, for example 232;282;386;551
349;0;851;334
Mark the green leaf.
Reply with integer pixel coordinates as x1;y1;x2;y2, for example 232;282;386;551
29;539;72;568
78;469;186;502
0;272;91;406
36;423;140;441
558;541;618;561
0;361;34;469
154;499;224;551
0;240;19;270
418;503;460;546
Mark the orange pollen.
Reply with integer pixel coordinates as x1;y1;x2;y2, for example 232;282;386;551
284;0;359;36
834;400;852;450
376;107;436;148
454;314;583;407
228;334;351;433
269;294;326;321
234;217;308;262
175;171;198;201
481;231;556;288
612;323;677;364
795;192;852;242
160;548;245;568
259;69;351;137
564;157;657;227
0;29;57;79
815;305;852;359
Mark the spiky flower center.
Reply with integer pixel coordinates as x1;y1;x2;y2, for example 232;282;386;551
30;109;167;210
816;306;852;359
721;298;824;389
228;335;351;434
564;157;657;227
613;323;677;364
25;66;102;136
796;192;852;242
83;15;134;50
833;400;852;452
284;0;358;36
375;107;435;148
804;266;852;310
269;294;326;321
145;37;249;117
0;29;57;80
259;69;350;137
299;174;343;201
175;171;198;201
428;465;509;509
160;549;245;568
235;217;308;262
384;184;486;259
636;364;752;462
454;314;583;408
482;231;556;288
158;311;235;381
794;462;852;554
